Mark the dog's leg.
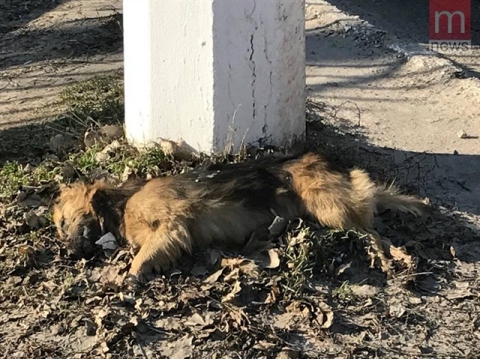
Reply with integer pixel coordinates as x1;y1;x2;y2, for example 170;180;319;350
126;222;192;285
363;230;393;277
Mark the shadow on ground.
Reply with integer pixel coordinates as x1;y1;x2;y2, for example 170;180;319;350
0;0;123;128
0;13;123;70
0;0;70;36
319;0;480;78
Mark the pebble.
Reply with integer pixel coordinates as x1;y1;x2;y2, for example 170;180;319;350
456;130;468;139
49;134;75;156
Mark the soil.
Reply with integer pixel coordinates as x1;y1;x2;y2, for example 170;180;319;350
0;1;480;358
0;0;123;128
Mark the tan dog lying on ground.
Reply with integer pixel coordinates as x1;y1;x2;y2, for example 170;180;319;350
52;152;427;284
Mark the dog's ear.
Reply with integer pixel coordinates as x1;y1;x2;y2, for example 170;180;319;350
38;181;63;208
85;180;110;199
89;187;126;238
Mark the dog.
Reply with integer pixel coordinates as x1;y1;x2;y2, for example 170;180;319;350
52;152;427;283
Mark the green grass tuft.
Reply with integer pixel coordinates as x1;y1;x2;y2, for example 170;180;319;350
0;161;60;198
59;74;124;128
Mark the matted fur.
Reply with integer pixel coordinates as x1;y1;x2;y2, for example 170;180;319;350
52;152;427;280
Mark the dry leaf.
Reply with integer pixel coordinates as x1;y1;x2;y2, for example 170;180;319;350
239;261;260;277
388;304;406;318
221;257;247;268
223;267;240;282
268;216;288;237
273;312;297;330
265;283;279;304
253;340;276;350
265;249;280;269
314;302;334;329
88;264;124;290
155;317;183;331
389;245;413;267
450;246;456;258
203;268;224;283
251;248;280;270
160;335;194;359
17;191;43;208
222;281;242;303
276;349;300;359
336;261;352;276
184;312;214;328
350;284;379;298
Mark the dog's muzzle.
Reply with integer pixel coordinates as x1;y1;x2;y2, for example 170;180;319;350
66;220;103;259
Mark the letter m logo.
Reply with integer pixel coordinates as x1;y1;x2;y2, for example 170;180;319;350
429;0;471;41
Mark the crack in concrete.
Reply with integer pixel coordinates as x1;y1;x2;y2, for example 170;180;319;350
263;20;273;137
249;33;256;123
246;0;258;125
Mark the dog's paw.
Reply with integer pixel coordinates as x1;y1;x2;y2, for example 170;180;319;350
368;250;394;278
124;272;147;290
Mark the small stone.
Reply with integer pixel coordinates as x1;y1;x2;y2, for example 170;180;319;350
44;154;60;161
103;140;122;153
98;125;124;139
49;134;75;156
95;151;110;163
351;284;379;298
62;162;76;181
156;138;199;161
456;130;468;139
90;168;112;182
23;164;35;173
84;125;124;148
24;210;48;229
83;130;98;148
276;349;299;359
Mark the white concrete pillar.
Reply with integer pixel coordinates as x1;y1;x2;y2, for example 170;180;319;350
123;0;306;154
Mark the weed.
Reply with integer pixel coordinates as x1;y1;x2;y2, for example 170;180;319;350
59;74;124;130
62;272;76;292
69;145;103;174
0;161;60;198
0;161;28;197
279;226;317;300
333;280;354;302
68;142;176;181
31;164;60;184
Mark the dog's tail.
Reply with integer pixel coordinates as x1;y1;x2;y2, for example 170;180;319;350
374;182;427;216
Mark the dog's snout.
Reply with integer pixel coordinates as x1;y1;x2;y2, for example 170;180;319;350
63;221;102;259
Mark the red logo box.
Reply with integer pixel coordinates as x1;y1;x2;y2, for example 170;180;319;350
429;0;471;41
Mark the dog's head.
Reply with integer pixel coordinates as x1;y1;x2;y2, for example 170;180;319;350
52;181;108;258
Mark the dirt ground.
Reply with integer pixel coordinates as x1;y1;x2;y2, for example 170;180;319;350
1;0;480;358
0;0;122;128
